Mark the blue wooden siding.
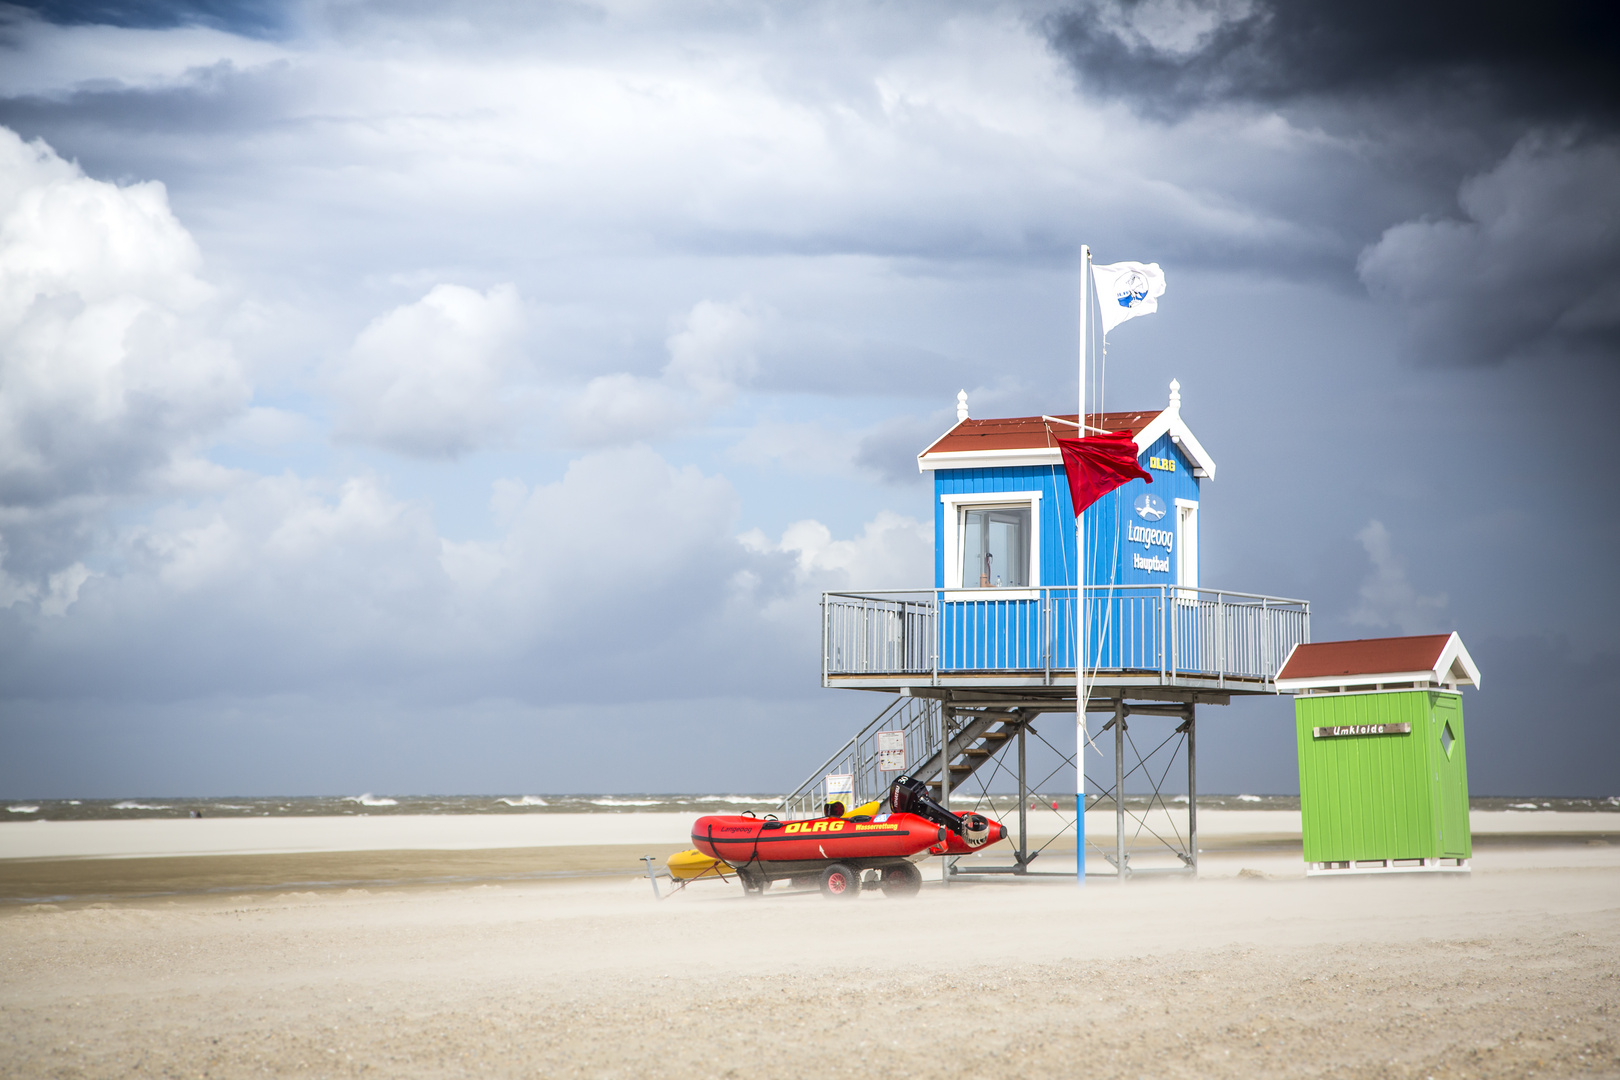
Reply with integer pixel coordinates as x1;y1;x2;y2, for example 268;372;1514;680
933;437;1199;590
1091;432;1200;588
932;434;1202;672
933;465;1075;588
934;464;1073;671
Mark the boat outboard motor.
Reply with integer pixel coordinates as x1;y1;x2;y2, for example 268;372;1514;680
956;811;991;848
888;775;992;848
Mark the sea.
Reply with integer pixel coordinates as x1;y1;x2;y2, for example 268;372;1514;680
1;793;1615;821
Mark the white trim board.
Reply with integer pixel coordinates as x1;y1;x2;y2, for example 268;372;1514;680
920;448;1061;472
1278;669;1448;692
1294;685;1466;698
1134;408;1218;479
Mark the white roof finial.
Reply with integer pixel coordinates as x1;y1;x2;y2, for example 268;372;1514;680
956;389;969;422
1168;379;1181;412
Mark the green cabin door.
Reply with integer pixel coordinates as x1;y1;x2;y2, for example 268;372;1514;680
1433;694;1470;857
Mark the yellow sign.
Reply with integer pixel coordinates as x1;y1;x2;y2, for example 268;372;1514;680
785;820;848;834
1149;456;1176;472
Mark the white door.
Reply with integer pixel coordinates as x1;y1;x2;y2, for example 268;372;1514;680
1175;501;1198;598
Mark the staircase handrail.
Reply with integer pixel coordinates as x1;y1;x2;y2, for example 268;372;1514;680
776;696;910;814
777;696;946;816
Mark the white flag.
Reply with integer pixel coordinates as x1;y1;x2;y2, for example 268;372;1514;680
1092;261;1166;334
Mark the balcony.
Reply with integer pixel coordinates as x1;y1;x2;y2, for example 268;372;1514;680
821;585;1310;694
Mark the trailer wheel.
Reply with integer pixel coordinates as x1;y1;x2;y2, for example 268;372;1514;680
819;863;859;899
740;869;770;897
880;862;922;897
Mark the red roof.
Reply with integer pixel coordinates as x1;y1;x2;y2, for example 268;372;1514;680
922;411;1163;456
1277;635;1453;681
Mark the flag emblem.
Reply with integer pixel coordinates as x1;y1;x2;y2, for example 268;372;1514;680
1115;271;1149;308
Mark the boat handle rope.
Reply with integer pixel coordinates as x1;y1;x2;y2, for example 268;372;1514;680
708;823;761;890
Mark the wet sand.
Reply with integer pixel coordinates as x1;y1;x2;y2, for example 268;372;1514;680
2;815;1616;1079
4;809;1613;903
0;845;667;903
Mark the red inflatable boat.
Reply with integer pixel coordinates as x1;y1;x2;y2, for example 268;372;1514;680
690;775;1006;898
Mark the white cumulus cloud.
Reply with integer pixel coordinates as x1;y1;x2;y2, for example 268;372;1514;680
332;282;527;457
569;298;763;445
1348;519;1448;635
0;126;246;593
741;510;931;590
0;128;245;507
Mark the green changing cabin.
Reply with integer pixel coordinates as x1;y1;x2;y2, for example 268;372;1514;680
1276;633;1481;875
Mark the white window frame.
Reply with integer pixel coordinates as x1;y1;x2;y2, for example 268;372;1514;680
941;491;1041;600
1175;498;1199;600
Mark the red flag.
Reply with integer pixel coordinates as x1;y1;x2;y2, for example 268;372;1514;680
1057;432;1152;515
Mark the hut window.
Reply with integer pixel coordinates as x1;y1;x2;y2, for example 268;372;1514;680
961;506;1030;588
1440;721;1455;757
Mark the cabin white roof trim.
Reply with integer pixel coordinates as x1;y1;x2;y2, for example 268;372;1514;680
916;382;1219;477
918;445;1062;471
1274;632;1482;693
1135;396;1218;480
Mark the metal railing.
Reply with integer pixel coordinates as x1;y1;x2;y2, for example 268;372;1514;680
822;585;1309;687
779;694;942;819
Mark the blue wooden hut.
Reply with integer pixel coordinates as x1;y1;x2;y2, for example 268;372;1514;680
916;380;1217;679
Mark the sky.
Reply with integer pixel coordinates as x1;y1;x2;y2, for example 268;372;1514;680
0;0;1616;799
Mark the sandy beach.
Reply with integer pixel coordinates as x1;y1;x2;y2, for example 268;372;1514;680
2;812;1616;1078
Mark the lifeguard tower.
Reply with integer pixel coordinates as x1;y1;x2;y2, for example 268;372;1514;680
780;382;1312;880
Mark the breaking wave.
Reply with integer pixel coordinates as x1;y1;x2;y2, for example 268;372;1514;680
342;794;399;807
112;801;171;810
497;796;549;807
6;805;39;813
1237;795;1262;802
590;798;661;807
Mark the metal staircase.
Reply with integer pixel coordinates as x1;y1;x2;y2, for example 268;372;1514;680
779;692;1207;880
778;697;1034;819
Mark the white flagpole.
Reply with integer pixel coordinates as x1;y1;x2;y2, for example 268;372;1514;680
1076;245;1090;888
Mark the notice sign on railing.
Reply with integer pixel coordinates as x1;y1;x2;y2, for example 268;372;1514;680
1312;723;1411;738
876;730;906;772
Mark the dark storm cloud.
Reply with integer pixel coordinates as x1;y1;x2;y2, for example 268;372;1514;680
4;0;286;37
1044;0;1620;123
0;59;287;136
1046;0;1620;368
1358;132;1620;365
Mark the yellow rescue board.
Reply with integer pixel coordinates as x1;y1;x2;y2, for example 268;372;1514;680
666;849;732;881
